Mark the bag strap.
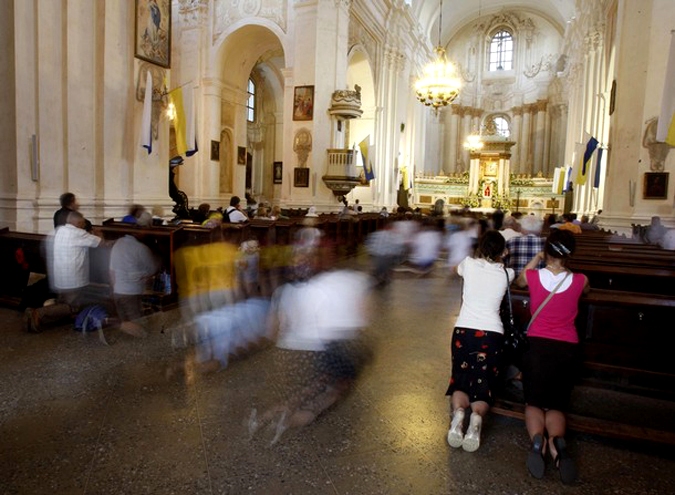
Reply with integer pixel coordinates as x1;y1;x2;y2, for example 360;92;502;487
503;266;515;325
527;271;571;331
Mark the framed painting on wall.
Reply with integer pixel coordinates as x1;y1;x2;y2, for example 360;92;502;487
273;162;283;184
237;146;246;165
135;0;171;68
294;168;309;188
643;172;668;199
210;140;220;161
293;86;314;121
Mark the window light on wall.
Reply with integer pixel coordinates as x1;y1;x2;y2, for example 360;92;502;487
489;30;513;71
247;78;256;122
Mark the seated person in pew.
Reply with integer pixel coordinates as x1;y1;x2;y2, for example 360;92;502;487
192;203;211;224
109;213;161;338
555;213;582;235
54;192;92;232
578;215;599;231
121;204;147;225
25;211;113;333
225;196;249;224
503;214;546;277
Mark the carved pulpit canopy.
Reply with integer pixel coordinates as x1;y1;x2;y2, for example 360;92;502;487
328;85;363;120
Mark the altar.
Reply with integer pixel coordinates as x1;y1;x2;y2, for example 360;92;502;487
413;136;563;215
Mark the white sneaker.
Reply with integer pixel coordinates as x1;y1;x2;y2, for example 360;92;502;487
447;408;465;448
462;413;482;452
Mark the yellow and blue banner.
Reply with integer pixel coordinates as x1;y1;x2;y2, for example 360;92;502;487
359;135;375;181
170;85;198;157
576;134;599;186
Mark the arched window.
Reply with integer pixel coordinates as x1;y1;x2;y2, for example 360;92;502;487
246;78;256;122
488;30;513;71
493;116;510;137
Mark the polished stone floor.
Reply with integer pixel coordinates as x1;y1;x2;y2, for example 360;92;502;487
2;255;675;495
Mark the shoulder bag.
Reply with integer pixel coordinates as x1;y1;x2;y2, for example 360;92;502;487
502;268;570;355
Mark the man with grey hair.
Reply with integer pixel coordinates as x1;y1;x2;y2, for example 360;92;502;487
503;214;546;277
25;211;111;332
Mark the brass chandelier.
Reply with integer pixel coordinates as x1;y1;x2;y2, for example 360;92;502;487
414;0;461;109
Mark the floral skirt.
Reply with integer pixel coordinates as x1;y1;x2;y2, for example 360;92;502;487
445;327;504;406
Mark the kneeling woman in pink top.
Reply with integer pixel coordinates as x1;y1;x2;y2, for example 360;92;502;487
514;229;590;485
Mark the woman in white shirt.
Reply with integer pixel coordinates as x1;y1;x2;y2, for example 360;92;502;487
445;230;514;452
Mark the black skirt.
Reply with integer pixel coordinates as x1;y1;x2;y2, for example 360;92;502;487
522;336;581;411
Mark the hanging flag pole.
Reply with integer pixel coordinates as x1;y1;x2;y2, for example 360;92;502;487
141;70;153;154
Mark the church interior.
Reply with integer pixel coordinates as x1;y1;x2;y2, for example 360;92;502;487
1;0;674;232
2;0;675;493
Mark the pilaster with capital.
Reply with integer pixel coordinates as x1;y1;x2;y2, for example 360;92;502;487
533;99;547;175
520;105;533;175
510;106;522;172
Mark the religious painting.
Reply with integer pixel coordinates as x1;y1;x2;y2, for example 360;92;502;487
135;0;171;68
482;160;498;177
273;162;283;184
237;146;246;165
210;140;220;161
643;172;669;199
294;167;310;188
293;86;314;121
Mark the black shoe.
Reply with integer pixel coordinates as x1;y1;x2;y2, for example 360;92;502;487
552;437;577;485
527;433;546;479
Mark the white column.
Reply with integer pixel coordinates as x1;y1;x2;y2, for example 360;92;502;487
11;1;40;231
533;100;547;176
66;0;101;220
461;107;471;172
36;0;67;228
520;105;532;175
510;107;522;174
447;107;460;174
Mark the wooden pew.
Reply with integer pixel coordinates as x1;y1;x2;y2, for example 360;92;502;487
1;213;385;310
558;229;675;295
509;287;675;400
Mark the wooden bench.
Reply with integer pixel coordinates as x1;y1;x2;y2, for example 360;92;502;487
509;287;675;399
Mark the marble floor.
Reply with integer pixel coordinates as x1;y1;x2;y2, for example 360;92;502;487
2;255;675;495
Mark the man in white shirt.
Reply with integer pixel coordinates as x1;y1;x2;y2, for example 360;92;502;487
225;196;249;223
25;212;110;332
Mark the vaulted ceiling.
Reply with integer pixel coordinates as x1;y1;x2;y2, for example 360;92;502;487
412;0;577;42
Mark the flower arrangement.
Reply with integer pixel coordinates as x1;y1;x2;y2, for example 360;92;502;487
491;194;512;210
444;171;470;184
510;175;535;187
461;194;481;208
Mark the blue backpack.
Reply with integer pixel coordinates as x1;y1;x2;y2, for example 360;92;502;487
74;305;108;333
74;305;110;345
